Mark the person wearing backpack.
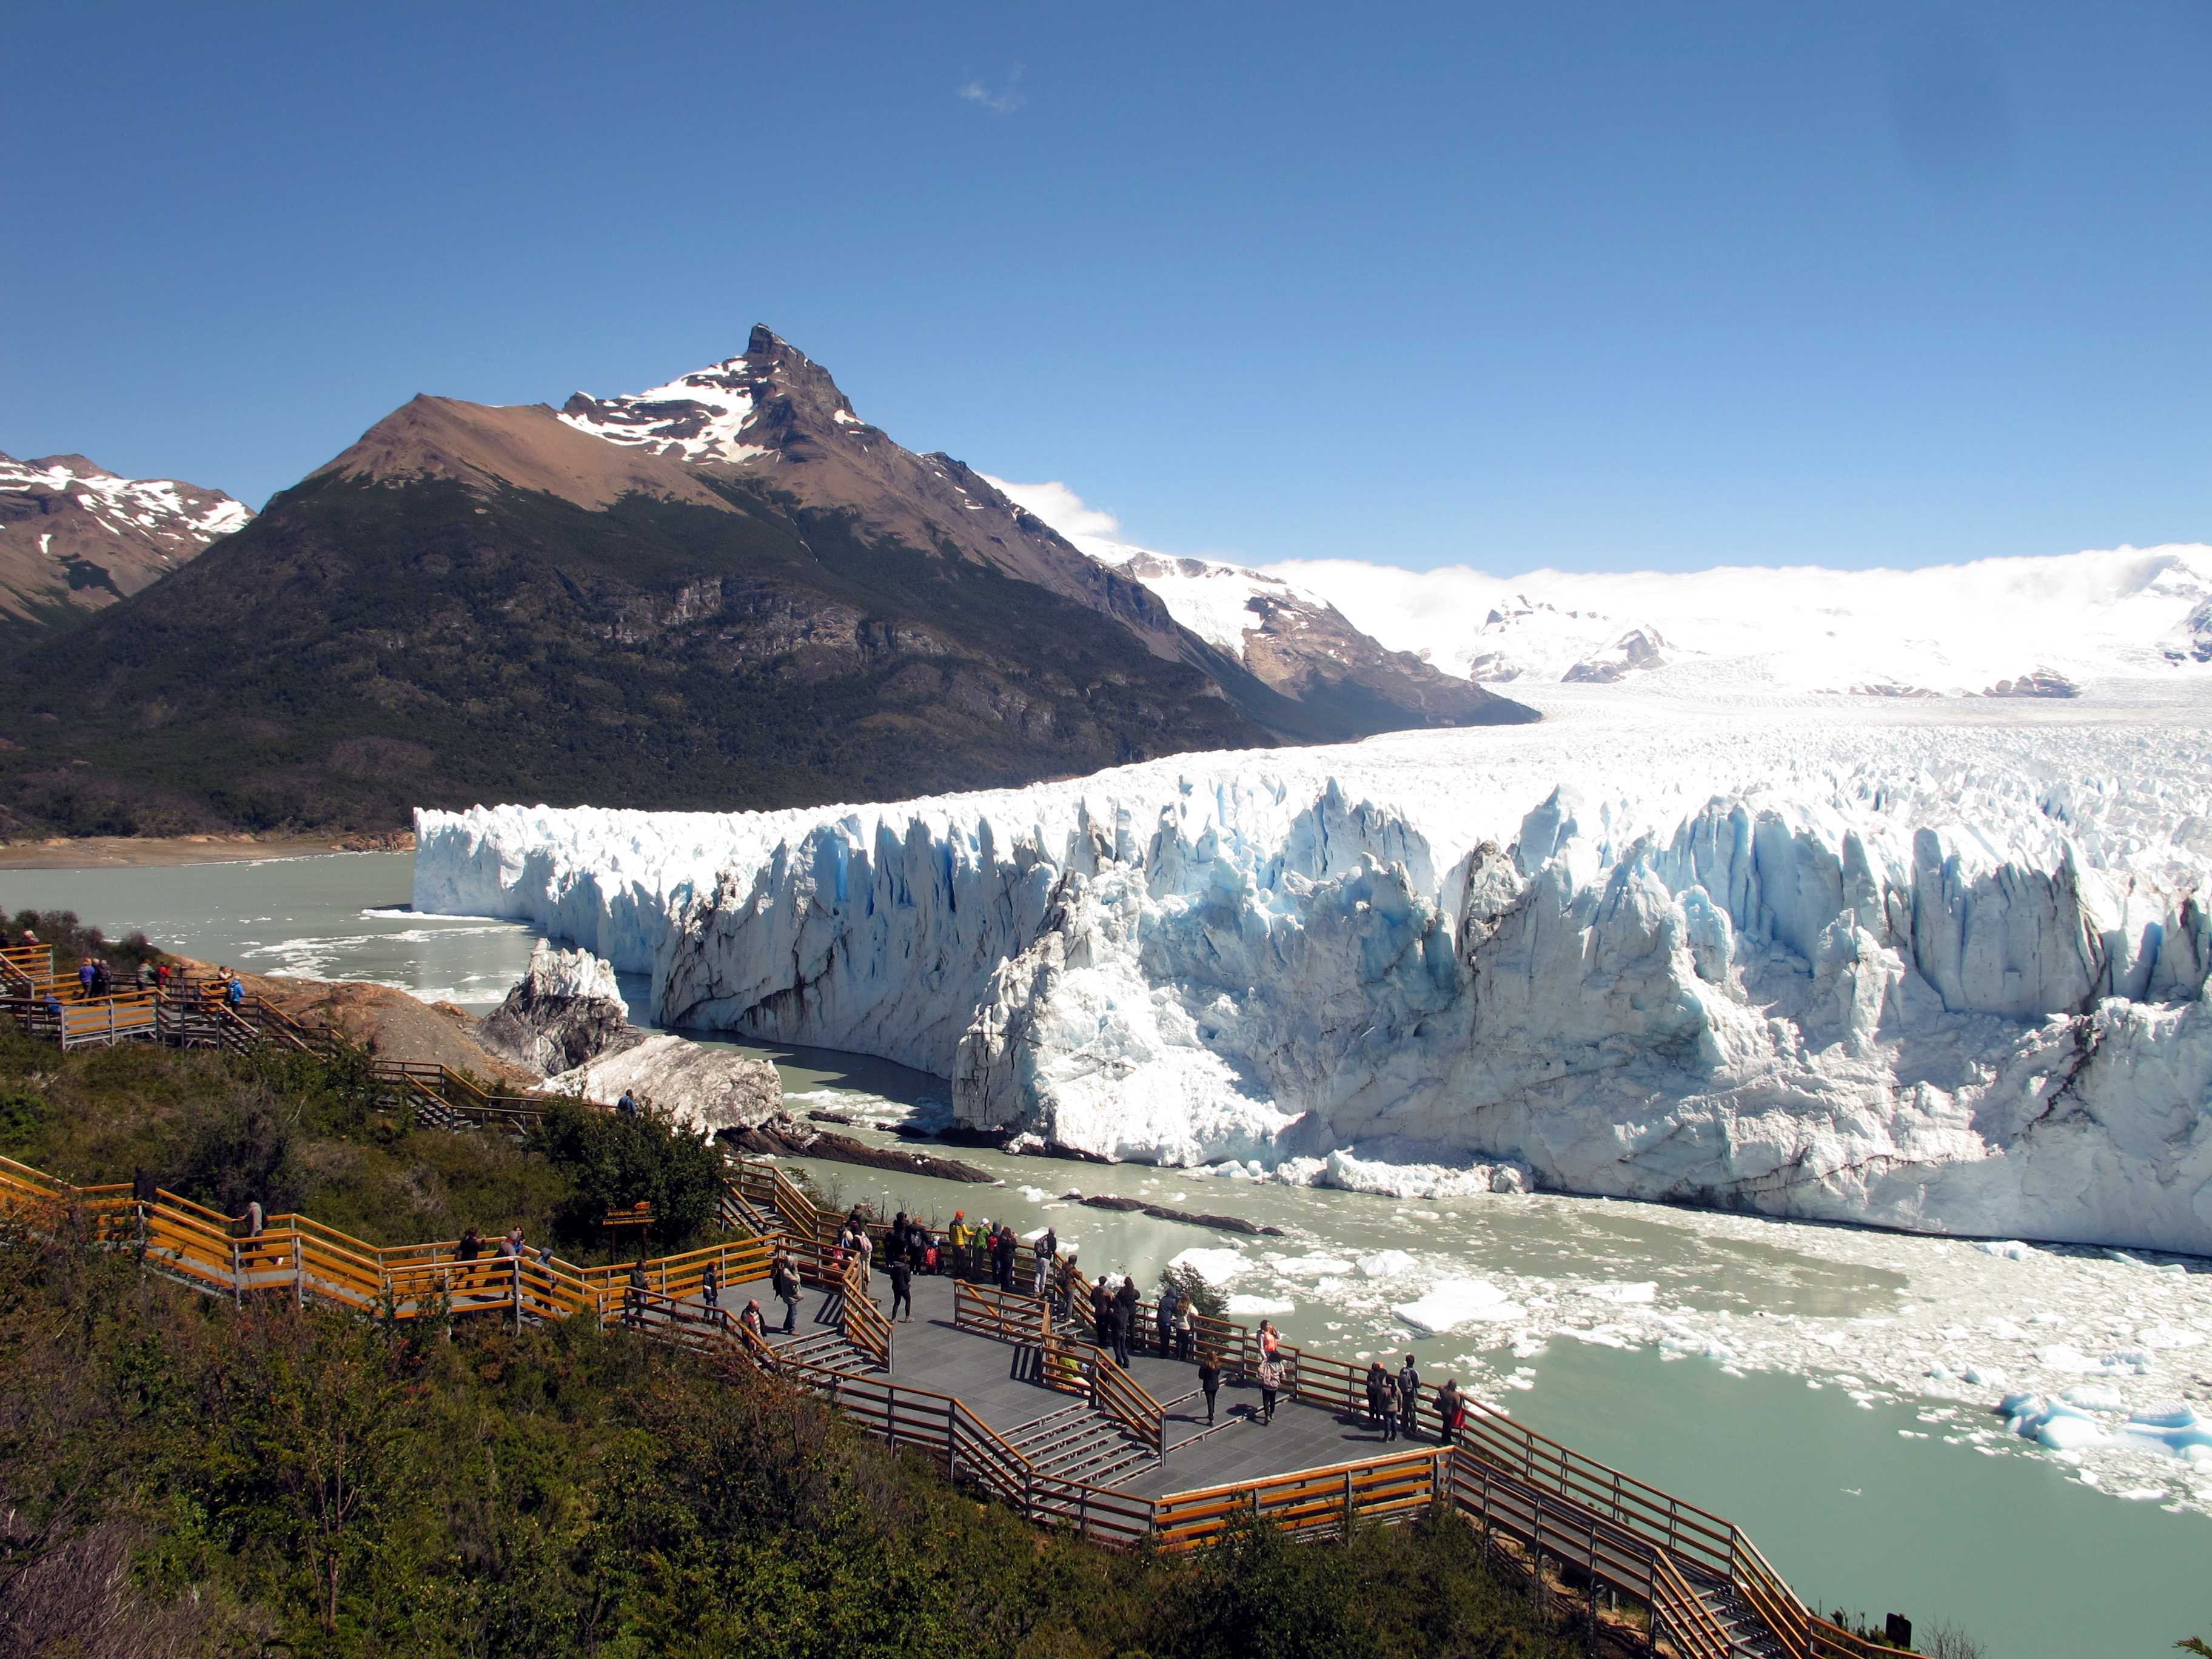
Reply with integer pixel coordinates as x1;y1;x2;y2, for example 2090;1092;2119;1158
1395;1355;1423;1441
1255;1352;1283;1424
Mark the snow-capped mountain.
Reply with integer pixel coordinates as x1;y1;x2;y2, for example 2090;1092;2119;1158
987;481;1504;727
558;327;1195;650
414;674;2212;1254
1268;546;2212;698
1;328;1527;837
0;451;250;635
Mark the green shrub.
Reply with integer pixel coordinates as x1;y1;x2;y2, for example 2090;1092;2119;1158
530;1096;723;1250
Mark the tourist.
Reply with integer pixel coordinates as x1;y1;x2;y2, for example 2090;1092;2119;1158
457;1225;481;1264
536;1242;555;1268
246;1199;264;1238
908;1222;928;1272
994;1224;1017;1292
888;1253;913;1322
1365;1360;1392;1433
1054;1251;1078;1321
1258;1318;1281;1361
1395;1355;1421;1440
1155;1282;1178;1356
133;959;149;993
625;1256;648;1328
132;1165;158;1207
155;961;172;993
78;959;96;999
771;1250;800;1333
1113;1276;1139;1358
1031;1232;1051;1295
1105;1295;1130;1367
1198;1350;1221;1424
225;972;244;1012
1091;1276;1112;1344
1256;1351;1282;1424
740;1299;766;1339
93;960;113;997
1435;1378;1467;1443
948;1210;968;1276
700;1259;719;1313
495;1228;520;1261
1175;1295;1196;1361
617;1089;638;1118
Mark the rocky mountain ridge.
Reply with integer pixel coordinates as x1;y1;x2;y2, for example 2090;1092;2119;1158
0;450;250;638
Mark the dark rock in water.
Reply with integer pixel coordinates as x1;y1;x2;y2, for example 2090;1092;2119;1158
478;940;636;1074
1062;1191;1285;1236
482;942;781;1136
807;1108;862;1127
726;1116;994;1183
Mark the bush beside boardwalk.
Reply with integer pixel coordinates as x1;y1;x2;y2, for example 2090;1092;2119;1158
0;1047;1586;1658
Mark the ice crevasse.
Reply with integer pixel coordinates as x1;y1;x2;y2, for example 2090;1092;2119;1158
414;711;2212;1252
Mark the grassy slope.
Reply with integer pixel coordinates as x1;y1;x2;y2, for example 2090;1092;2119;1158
0;1036;1580;1659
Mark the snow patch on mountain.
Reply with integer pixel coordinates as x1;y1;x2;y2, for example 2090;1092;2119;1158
415;681;2212;1253
0;453;250;548
558;358;773;463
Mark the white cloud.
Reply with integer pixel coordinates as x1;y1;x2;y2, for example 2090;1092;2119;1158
980;475;1121;541
956;66;1027;114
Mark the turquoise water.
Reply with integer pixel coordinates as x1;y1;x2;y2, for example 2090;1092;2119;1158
8;853;2208;1658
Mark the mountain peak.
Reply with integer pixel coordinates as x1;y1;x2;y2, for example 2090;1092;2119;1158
558;326;865;466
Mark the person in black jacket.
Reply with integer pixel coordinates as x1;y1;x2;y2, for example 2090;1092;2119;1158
1091;1278;1113;1344
994;1225;1017;1291
888;1255;913;1322
1395;1355;1422;1440
1105;1296;1130;1367
1198;1352;1221;1424
1366;1360;1393;1436
1111;1277;1138;1366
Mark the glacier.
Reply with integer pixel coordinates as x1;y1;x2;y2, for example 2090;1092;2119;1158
414;683;2212;1253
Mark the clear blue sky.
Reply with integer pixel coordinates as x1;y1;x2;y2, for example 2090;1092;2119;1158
4;1;2207;572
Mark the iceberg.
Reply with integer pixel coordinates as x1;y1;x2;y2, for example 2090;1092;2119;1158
415;691;2212;1252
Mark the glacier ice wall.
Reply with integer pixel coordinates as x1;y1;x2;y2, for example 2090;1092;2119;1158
414;702;2212;1252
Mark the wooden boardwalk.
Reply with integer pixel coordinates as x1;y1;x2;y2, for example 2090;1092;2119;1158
723;1268;1430;1500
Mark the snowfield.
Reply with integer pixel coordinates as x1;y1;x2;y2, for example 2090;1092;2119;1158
415;679;2212;1253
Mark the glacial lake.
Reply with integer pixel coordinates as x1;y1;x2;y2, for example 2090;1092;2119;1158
7;851;2208;1659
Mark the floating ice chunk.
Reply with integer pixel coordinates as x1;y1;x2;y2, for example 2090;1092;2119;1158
2139;1324;2206;1350
1394;1278;1526;1333
1578;1281;1658;1304
1962;1366;2008;1389
1225;1295;1295;1316
1356;1249;1418;1279
1268;1253;1356;1278
1169;1247;1252;1283
1976;1241;2035;1261
2036;1415;2110;1453
2060;1386;2127;1413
